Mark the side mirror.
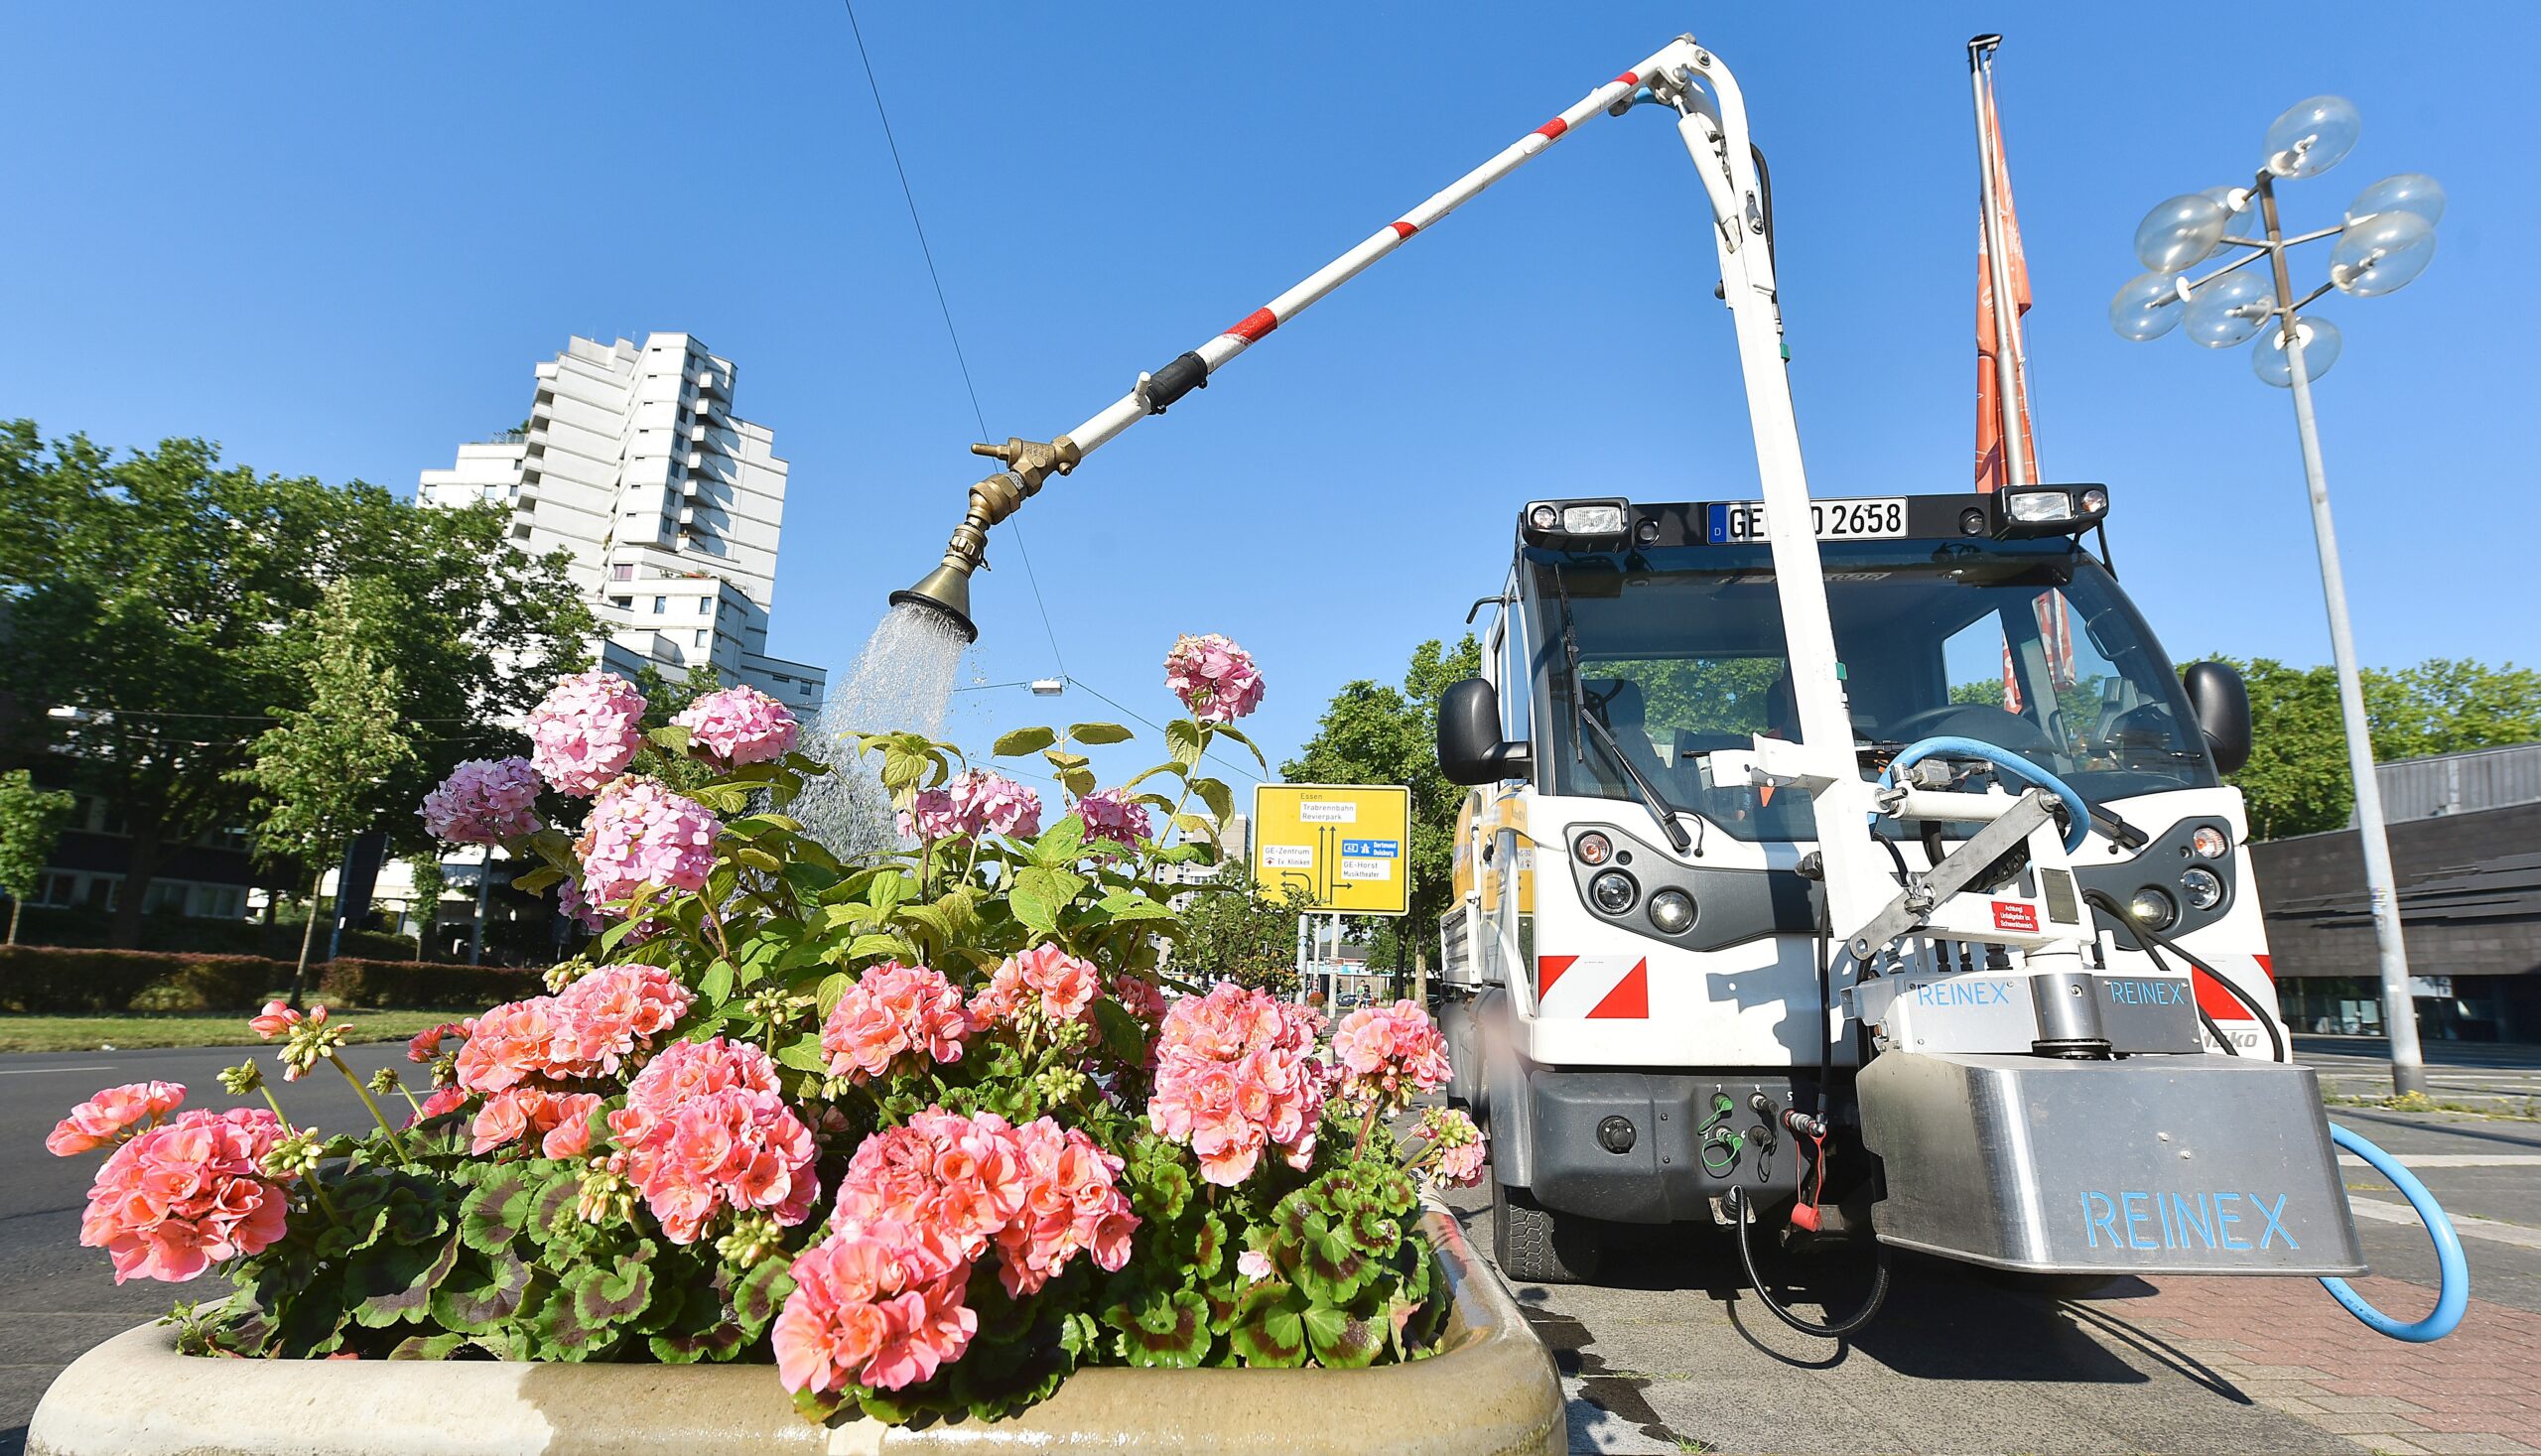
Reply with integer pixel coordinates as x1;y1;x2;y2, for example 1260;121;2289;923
1437;678;1534;786
2182;661;2252;775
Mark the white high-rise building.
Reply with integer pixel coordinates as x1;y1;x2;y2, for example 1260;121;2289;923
421;332;828;709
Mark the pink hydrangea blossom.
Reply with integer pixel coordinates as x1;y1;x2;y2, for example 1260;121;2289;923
1331;999;1454;1111
895;787;965;842
557;875;606;934
77;1108;293;1283
991;1118;1138;1297
576;777;721;907
820;962;970;1082
951;769;1042;839
1163;633;1266;724
774;1226;977;1395
417;757;542;844
607;1038;817;1245
526;672;647;796
1148;984;1328;1186
671;686;800;767
46;1082;187;1156
970;945;1101;1029
1417;1107;1487;1189
1076;788;1149;852
468;1088;602;1157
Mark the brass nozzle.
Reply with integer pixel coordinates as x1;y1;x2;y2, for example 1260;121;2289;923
889;436;1081;645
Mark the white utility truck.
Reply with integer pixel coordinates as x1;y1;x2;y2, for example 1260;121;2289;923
884;35;2374;1323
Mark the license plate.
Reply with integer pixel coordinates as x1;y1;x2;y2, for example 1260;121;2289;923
1707;497;1909;544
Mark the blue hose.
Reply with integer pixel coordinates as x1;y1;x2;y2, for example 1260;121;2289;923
1880;736;2092;854
2320;1122;2470;1342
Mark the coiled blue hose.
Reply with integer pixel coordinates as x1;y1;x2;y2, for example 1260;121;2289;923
2320;1122;2469;1342
1880;736;2092;854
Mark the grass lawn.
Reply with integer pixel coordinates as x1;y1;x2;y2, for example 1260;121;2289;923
0;1009;457;1055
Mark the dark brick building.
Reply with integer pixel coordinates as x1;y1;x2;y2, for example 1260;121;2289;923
2252;744;2541;1042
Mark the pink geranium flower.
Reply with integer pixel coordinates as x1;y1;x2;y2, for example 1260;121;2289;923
418;757;542;844
1331;999;1454;1112
46;1081;186;1156
970;945;1101;1029
774;1225;977;1395
671;686;800;767
1148;984;1327;1186
407;1021;470;1064
452;965;692;1094
1417;1107;1488;1189
248;1000;301;1039
525;671;646;796
1162;633;1266;724
820;962;971;1083
607;1038;817;1245
576;777;721;907
77;1108;293;1283
991;1118;1138;1297
1076;788;1149;852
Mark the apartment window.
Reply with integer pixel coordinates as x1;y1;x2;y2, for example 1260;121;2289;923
693;629;709;647
652;596;668;614
610;564;634;582
698;596;712;614
800;683;816;698
512;524;533;540
610;596;632;610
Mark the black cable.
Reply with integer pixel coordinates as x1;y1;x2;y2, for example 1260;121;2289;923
839;0;1068;683
1728;1186;1891;1339
2081;888;2287;1063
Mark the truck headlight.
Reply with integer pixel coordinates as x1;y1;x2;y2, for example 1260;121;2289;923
2180;866;2224;910
1590;870;1638;913
2128;886;2179;931
2189;825;2230;860
1648;888;1695;934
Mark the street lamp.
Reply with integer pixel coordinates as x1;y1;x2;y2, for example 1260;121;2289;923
2111;96;2442;1097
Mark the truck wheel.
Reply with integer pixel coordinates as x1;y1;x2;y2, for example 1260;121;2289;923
1492;1176;1602;1284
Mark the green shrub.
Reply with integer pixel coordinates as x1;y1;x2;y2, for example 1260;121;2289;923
317;959;542;1009
163;956;280;1012
0;946;292;1013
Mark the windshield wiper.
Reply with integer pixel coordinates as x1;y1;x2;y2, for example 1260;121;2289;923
1549;566;1693;855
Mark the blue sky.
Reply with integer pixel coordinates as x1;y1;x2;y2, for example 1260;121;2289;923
7;4;2532;792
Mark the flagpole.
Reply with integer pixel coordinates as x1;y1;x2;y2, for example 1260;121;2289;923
1969;34;2031;489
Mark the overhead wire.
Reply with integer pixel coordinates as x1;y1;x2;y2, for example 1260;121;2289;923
839;0;1068;683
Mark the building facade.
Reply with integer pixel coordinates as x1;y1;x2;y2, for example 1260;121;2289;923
420;332;828;709
2254;742;2541;1043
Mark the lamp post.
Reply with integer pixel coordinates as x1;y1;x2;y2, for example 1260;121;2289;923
2111;97;2444;1097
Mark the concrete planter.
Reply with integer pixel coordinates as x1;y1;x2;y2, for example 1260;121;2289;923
29;1203;1560;1456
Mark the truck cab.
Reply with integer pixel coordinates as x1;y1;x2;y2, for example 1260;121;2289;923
1435;488;2314;1283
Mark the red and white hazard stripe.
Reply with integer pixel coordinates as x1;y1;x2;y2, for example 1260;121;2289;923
2196;952;2276;1024
1063;43;1697;456
1534;954;1651;1020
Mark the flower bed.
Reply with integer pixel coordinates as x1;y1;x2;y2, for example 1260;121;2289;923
35;637;1501;1436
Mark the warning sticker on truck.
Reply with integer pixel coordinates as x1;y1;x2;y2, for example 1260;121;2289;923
1992;901;2041;933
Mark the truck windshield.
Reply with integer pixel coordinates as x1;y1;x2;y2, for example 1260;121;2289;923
1527;540;2215;842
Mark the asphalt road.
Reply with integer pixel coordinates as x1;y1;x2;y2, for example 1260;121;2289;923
0;1039;409;1456
3;1039;2534;1456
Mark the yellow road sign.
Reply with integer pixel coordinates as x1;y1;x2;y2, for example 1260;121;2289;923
1251;783;1413;916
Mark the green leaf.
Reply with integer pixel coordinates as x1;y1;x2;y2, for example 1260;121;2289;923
776;1033;830;1075
347;1234;460;1328
567;1251;654;1329
1231;1300;1309;1368
432;1251;532;1333
1030;815;1086;867
1212;724;1270;770
1068;722;1134;745
993;726;1059;756
1092;997;1149;1066
1096;891;1174;921
1191;776;1234;825
733;1257;795;1336
1302;1304;1385;1368
459;1165;536;1255
1016;864;1089;909
841;932;906;962
387;1332;477;1360
735;847;782;874
648;723;694;753
1108;1287;1212;1368
699;959;736;1005
1009;885;1060;937
869;871;909;916
1165;720;1204;768
815;971;853;1017
509;864;563;894
781;860;841;900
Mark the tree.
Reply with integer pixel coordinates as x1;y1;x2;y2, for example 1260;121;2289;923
231;580;419;1001
2218;655;2541;839
0;422;592;945
0;771;75;945
1281;635;1483;974
1169;878;1307;994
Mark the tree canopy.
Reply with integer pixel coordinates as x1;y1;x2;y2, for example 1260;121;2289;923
0;769;76;944
0;421;594;943
1280;635;1481;965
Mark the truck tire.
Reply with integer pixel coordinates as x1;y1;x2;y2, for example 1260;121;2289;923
1492;1176;1602;1284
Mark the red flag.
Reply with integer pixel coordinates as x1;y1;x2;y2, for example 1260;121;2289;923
1975;72;2038;494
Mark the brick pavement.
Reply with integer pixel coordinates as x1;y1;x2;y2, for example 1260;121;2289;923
2099;1271;2541;1454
